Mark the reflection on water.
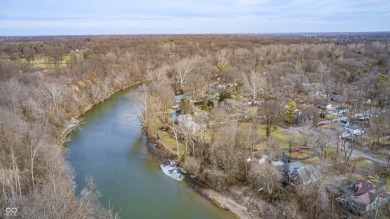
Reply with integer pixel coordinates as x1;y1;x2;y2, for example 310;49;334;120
67;87;233;219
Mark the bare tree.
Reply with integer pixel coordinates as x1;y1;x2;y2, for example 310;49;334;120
175;57;197;89
311;129;333;161
265;137;279;163
242;70;266;103
44;83;64;114
178;115;195;158
186;73;206;99
155;86;175;123
296;178;334;218
317;61;329;84
77;175;119;218
342;136;361;171
368;113;389;152
249;163;282;194
146;64;170;87
258;100;283;138
26;123;47;190
128;85;151;132
167;122;181;160
216;49;231;73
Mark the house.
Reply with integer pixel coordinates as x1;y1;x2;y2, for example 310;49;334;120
174;95;187;104
315;91;328;99
177;114;198;133
341;124;364;141
326;108;339;116
345;124;364;136
337;180;388;214
317;103;327;109
335;106;348;116
283;162;319;185
330;93;345;102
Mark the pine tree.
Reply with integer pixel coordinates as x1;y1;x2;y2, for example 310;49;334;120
285;100;297;124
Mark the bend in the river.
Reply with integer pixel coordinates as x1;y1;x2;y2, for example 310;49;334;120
66;86;234;219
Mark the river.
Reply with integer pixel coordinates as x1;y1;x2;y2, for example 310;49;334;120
66;87;234;219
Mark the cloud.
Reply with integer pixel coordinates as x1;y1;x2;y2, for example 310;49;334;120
1;0;389;35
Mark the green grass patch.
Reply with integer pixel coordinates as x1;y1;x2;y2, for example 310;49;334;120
13;55;72;69
157;130;186;156
216;123;305;150
259;125;287;145
301;157;320;165
355;159;374;169
386;177;390;192
290;150;312;159
350;158;374;173
370;176;390;192
370;140;390;161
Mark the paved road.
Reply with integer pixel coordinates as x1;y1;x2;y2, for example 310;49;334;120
350;147;389;166
289;118;390;166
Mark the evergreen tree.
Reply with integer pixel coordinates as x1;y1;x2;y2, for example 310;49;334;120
285;100;297;124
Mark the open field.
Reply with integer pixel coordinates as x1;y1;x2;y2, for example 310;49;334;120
11;55;74;69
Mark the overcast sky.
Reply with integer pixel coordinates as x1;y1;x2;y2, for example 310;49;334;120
1;0;390;36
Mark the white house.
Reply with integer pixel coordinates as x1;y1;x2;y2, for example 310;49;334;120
177;114;198;133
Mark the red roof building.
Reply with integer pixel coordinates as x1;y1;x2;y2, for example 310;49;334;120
337;180;388;214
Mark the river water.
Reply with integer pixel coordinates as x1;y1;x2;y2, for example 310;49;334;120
66;87;233;219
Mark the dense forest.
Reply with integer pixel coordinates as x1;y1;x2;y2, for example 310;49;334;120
0;34;390;218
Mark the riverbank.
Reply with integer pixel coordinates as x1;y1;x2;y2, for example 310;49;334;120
66;85;237;219
60;80;145;144
200;188;255;219
62;82;257;218
148;133;261;219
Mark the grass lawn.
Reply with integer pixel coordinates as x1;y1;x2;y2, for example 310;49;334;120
258;125;304;149
370;176;390;192
16;55;72;69
259;125;288;146
157;130;186;156
289;150;312;159
369;139;390;161
203;122;304;151
385;177;390;192
352;158;374;170
301;157;320;165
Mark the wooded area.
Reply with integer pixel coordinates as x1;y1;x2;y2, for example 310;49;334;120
0;33;389;218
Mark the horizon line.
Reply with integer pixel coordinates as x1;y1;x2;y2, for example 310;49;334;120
1;31;390;38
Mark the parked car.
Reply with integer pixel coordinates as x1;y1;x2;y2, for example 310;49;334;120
338;120;349;127
357;115;369;121
317;121;330;126
317;104;327;109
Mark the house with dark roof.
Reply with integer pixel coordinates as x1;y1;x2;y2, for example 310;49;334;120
283;161;320;185
337;180;388;214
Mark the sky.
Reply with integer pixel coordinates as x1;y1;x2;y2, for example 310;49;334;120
1;0;390;36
